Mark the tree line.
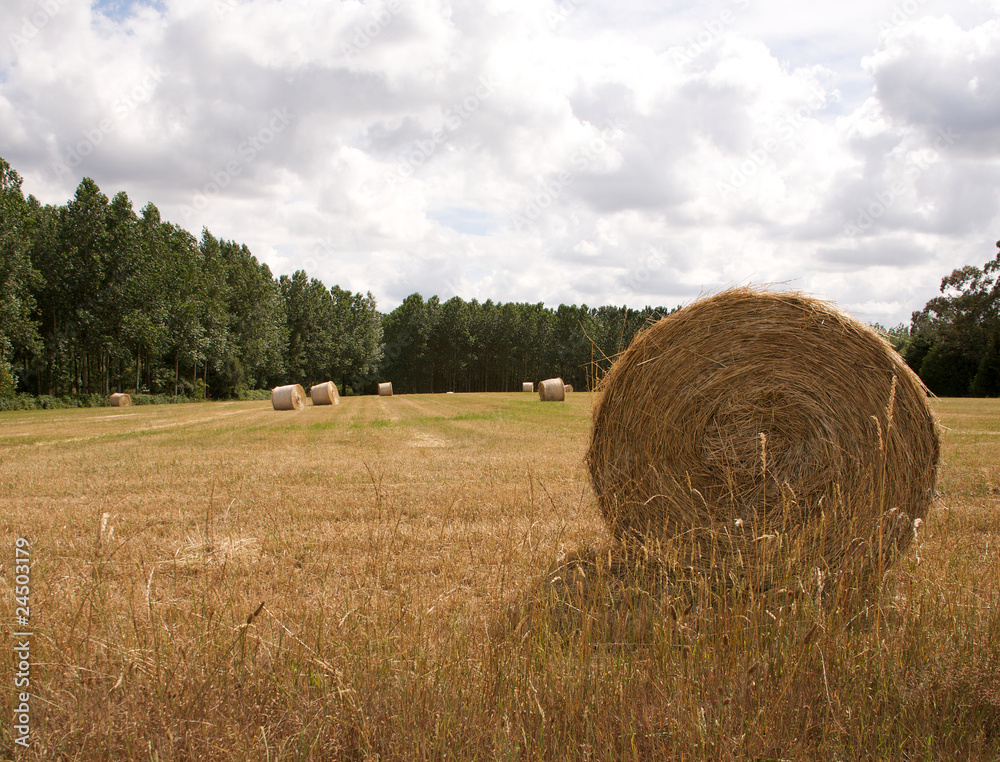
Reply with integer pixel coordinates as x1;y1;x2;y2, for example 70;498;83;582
0;157;382;399
0;157;670;400
380;294;673;394
3;155;998;400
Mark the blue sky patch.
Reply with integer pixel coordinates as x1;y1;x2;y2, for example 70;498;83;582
430;208;499;237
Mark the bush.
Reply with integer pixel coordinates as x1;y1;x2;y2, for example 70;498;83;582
236;388;272;401
0;394;40;411
0;392;212;412
130;393;200;406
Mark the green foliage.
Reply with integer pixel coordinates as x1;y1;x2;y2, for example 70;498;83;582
871;322;911;355
235;387;272;401
919;343;978;397
0;360;15;399
0;155;375;402
969;333;1000;397
130;393;201;405
909;241;1000;396
379;295;672;393
0;157;41;364
0;394;37;410
0;393;110;410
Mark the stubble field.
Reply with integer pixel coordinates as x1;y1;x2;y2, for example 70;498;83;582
1;393;999;760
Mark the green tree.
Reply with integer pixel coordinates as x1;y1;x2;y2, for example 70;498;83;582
0;158;40;394
381;293;436;393
428;296;472;392
552;303;593;390
128;203;171;392
908;241;1000;396
218;240;286;395
280;270;340;387
194;229;233;397
332;286;382;394
161;224;204;395
98;191;142;393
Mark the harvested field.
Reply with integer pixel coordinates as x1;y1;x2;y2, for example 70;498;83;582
0;394;998;760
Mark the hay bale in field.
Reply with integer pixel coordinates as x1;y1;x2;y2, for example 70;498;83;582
539;378;566;402
271;384;306;411
310;381;340;406
586;287;940;584
109;392;131;407
564;384;574;393
378;382;393;397
523;382;534;393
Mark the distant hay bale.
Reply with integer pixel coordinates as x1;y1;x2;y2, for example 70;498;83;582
539;378;566;402
310;381;340;406
586;287;940;585
109;393;131;407
564;384;574;393
271;384;306;411
378;382;393;397
523;382;534;392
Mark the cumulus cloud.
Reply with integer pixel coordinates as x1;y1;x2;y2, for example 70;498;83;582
0;0;998;326
867;16;1000;148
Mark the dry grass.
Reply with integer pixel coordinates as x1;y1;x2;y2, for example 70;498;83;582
0;393;998;760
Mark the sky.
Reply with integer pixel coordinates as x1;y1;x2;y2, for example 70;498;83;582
2;0;999;326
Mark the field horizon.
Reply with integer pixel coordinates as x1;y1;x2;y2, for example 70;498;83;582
2;393;999;759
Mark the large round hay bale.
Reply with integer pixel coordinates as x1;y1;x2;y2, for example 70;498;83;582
539;378;566;402
271;384;306;411
109;392;131;407
523;382;534;392
378;382;393;397
586;288;939;583
310;381;340;406
564;384;574;393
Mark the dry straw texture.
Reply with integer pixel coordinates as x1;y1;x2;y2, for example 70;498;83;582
109;392;131;407
539;378;566;402
271;384;306;411
523;382;534;392
586;288;940;584
378;382;393;397
565;384;574;393
310;381;340;406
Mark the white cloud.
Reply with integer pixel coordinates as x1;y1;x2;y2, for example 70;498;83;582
1;0;998;327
